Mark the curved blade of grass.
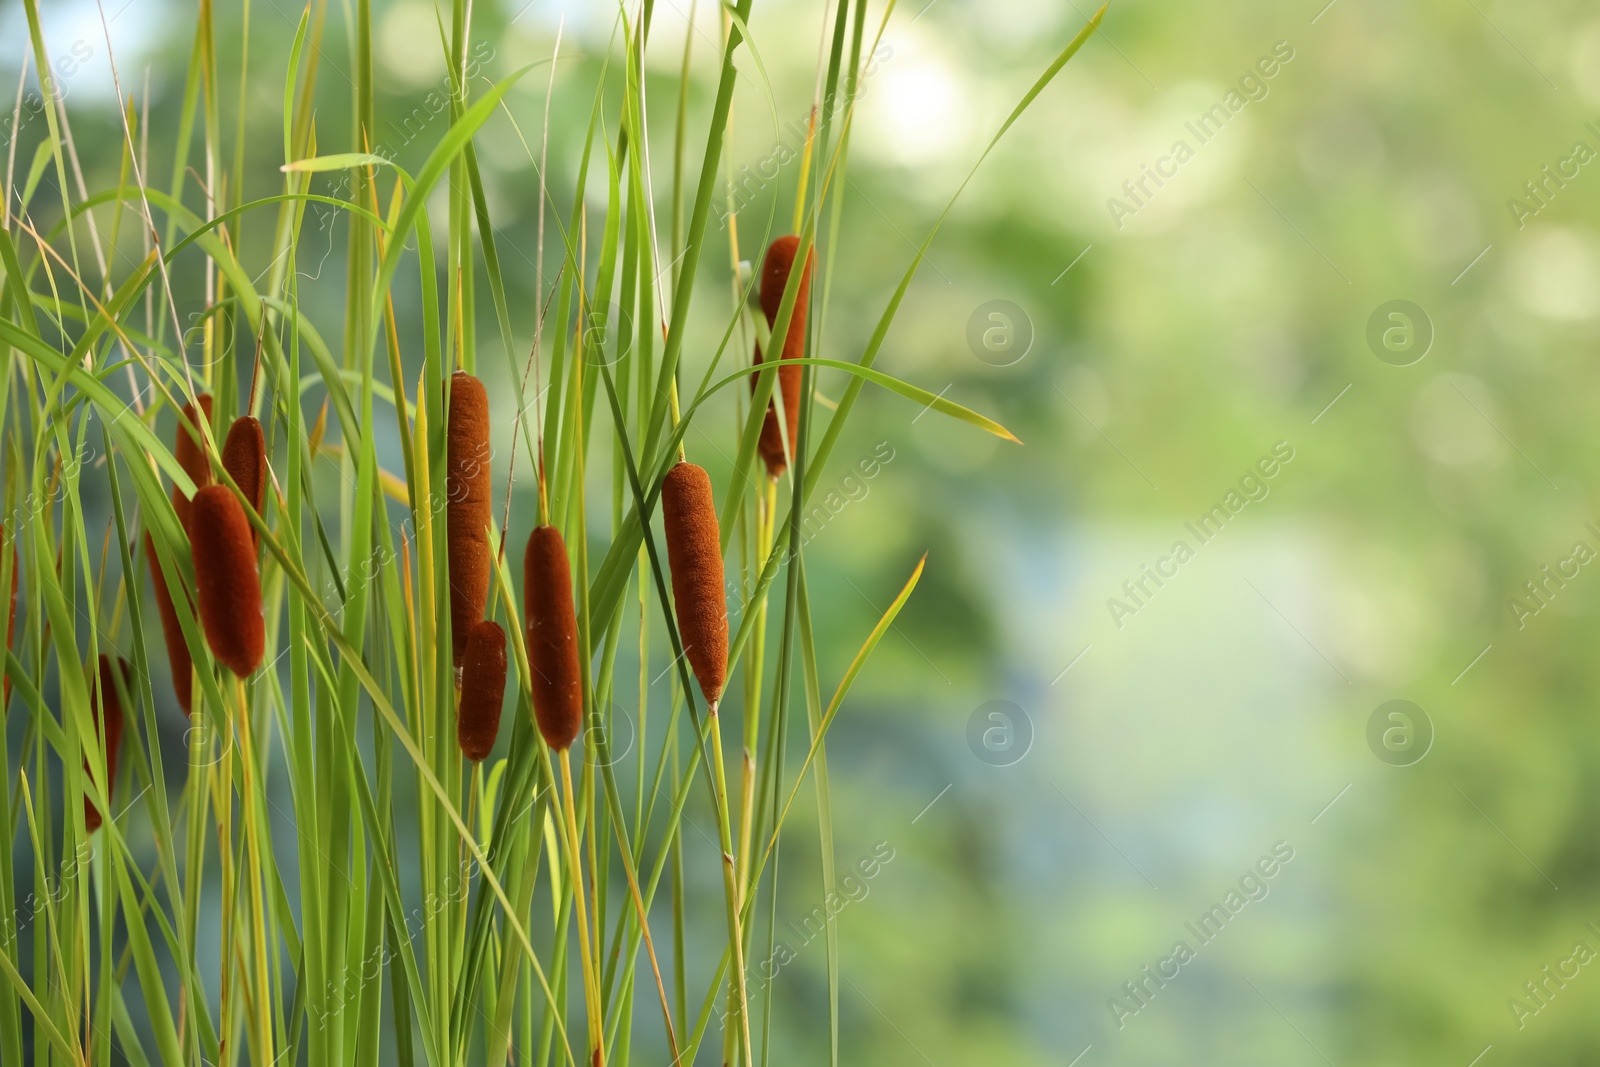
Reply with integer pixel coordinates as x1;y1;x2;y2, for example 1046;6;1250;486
760;553;924;884
704;356;1020;442
280;151;393;172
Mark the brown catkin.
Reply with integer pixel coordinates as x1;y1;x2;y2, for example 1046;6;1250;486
524;525;582;750
458;620;508;762
447;372;493;668
752;236;815;477
144;531;194;715
190;486;265;677
172;395;214;533
222;415;267;546
662;462;729;705
84;655;129;833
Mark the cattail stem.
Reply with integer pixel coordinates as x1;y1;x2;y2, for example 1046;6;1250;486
668;379;685;464
235;675;274;1067
213;708;235;1043
463;761;481;891
792;106;818;233
707;701;754;1067
183;696;212;995
559;748;604;1066
737;477;776;890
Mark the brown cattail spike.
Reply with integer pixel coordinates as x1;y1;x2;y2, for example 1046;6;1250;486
458;620;508;762
222;416;267;547
752;236;815;478
447;372;493;668
662;462;728;705
172;395;214;533
190;485;265;677
144;532;194;715
84;655;129;833
525;525;582;751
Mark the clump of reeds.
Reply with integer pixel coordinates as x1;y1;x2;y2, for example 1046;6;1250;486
662;461;728;706
0;1;1098;1060
447;372;493;668
190;486;265;678
83;655;129;833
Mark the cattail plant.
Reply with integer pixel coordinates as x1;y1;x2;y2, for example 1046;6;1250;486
190;485;265;678
753;236;815;478
447;372;493;668
457;619;507;761
222;415;268;545
83;655;129;833
662;461;728;706
526;519;606;1065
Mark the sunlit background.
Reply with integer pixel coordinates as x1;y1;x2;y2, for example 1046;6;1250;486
8;0;1600;1063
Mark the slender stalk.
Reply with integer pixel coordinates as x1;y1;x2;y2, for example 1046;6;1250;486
737;477;775;890
708;700;753;1067
559;748;604;1066
234;675;273;1067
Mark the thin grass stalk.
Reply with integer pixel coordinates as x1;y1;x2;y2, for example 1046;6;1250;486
558;748;604;1064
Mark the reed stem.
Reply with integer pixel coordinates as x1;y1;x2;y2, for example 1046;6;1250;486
560;747;604;1065
708;699;753;1067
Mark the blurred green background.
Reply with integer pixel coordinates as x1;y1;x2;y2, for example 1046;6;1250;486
8;0;1600;1063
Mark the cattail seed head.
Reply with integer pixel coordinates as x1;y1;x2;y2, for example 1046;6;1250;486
524;525;582;751
172;395;214;533
751;236;814;478
662;462;728;705
458;620;508;762
190;485;265;678
144;531;194;715
447;372;493;668
222;416;267;546
84;655;129;833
